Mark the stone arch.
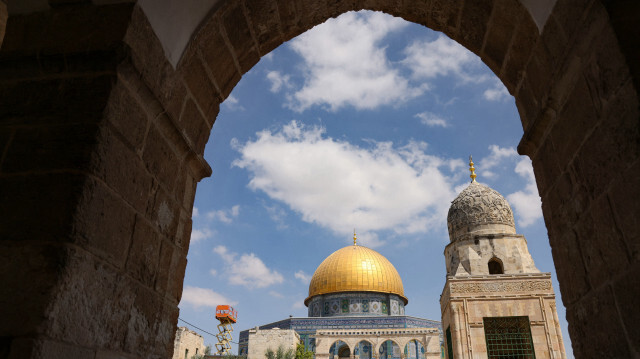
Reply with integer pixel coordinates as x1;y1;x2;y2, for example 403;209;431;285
0;1;638;358
330;340;351;359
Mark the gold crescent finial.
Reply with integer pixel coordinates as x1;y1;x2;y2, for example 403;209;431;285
469;155;477;183
353;229;357;245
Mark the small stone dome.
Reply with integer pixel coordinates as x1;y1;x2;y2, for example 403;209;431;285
447;181;516;242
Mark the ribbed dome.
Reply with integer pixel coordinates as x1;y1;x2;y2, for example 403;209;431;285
305;245;407;305
447;181;516;242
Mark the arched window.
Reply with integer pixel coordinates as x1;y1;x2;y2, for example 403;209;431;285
488;258;504;274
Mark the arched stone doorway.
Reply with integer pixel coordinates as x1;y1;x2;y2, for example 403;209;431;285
0;1;638;358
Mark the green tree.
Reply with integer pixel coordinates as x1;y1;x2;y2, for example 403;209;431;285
205;345;212;355
265;346;295;359
295;343;314;359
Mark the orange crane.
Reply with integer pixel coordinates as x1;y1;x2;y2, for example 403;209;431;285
215;305;237;354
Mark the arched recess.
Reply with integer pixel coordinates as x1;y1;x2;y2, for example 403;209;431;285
378;339;401;359
0;0;638;358
404;339;426;359
329;340;351;359
354;340;373;359
488;257;504;274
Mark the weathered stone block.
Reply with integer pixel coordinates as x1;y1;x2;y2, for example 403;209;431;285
73;178;137;268
198;17;241;100
502;16;537;92
179;97;213;154
155;240;176;296
574;196;629;289
612;261;640;355
566;285;631;358
274;0;300;42
458;0;492;55
146;186;181;240
540;14;568;71
428;0;462;36
92;124;154;214
127;216;162;289
482;1;518;74
48;247;135;351
180;56;221;121
142;125;181;192
124;284;164;356
104;81;150;152
550;77;597;172
244;0;284;55
221;3;260;73
608;160;640;261
524;41;552;103
531;138;561;198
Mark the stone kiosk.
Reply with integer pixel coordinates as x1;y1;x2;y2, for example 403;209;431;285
440;159;566;359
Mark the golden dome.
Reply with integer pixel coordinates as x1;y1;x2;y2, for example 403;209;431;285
305;244;408;305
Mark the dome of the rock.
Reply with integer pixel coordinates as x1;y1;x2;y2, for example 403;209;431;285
304;243;407;308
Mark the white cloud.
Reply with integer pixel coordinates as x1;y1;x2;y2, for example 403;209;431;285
284;11;424;112
180;286;236;310
294;270;311;283
222;94;244;111
507;158;542;227
264;204;288;229
214;245;284;289
233;121;459;243
478;145;519;179
209;269;218;276
403;35;486;83
269;290;284;298
483;79;510;101
192;207;199;217
414;111;449;127
267;71;292;93
190;228;213;242
206;205;240;224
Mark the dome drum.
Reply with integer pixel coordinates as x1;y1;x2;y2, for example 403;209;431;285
307;292;406;317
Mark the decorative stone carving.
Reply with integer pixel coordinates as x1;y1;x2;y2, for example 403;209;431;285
449;280;552;294
447;182;516;241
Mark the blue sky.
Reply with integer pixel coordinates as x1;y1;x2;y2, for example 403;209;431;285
178;11;573;357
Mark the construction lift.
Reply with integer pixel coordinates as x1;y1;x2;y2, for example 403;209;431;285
215;305;237;355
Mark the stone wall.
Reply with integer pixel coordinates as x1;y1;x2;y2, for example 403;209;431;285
247;328;300;359
0;0;638;358
173;327;207;359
